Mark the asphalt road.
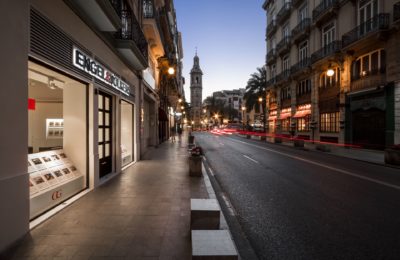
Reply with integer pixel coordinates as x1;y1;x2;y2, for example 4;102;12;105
193;132;400;260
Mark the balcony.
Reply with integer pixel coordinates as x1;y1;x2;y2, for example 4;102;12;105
351;68;386;92
114;9;149;70
319;82;340;101
394;2;400;22
291;18;311;44
312;0;340;25
266;48;277;65
290;58;311;76
311;40;341;63
293;0;305;8
276;2;292;24
276;36;291;56
66;0;122;31
276;69;291;83
143;0;165;59
266;77;277;88
266;19;277;37
342;14;390;48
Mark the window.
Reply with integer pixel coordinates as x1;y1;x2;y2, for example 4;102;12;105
297;79;311;96
359;0;378;26
281;87;291;100
297;115;310;132
270;64;277;78
282;55;290;72
320;112;340;132
298;41;308;62
299;4;308;21
270;37;276;49
282;23;290;38
320;68;340;88
281;118;291;132
322;22;335;46
352;49;385;80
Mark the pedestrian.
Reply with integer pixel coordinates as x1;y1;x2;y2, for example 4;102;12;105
177;126;182;142
171;126;176;142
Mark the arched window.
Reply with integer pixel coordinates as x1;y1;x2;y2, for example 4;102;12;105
196;77;199;83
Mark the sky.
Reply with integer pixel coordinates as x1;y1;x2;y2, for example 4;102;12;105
174;0;266;102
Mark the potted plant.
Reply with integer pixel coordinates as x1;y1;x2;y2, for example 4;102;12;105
384;144;400;165
189;146;203;176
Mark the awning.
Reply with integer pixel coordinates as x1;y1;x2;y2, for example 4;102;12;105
279;113;291;120
158;108;169;121
293;110;311;118
268;116;277;121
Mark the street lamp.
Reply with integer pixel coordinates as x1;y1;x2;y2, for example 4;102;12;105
258;97;265;133
241;106;246;130
168;67;175;75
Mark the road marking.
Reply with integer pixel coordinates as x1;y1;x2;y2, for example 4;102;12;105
208;167;215;176
230;138;400;191
243;155;259;164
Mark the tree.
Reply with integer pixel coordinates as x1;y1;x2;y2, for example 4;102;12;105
243;66;267;112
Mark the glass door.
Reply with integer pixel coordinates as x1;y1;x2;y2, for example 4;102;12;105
98;91;112;178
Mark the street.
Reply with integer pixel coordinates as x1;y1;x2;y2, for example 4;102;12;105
193;132;400;260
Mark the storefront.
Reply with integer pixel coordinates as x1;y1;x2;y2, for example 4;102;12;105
28;7;138;219
268;110;277;133
293;104;311;139
279;107;292;133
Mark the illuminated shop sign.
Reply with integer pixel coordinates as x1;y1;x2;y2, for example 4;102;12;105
73;46;130;96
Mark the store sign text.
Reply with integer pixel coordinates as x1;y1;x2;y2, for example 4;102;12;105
52;190;62;200
73;47;130;96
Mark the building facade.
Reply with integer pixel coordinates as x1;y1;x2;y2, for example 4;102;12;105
190;53;203;127
0;0;184;252
212;89;246;122
263;0;400;148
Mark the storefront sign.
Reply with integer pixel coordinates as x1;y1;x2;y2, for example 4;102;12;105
73;46;130;96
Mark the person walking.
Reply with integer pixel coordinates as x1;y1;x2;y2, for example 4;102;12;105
177;125;182;142
170;126;176;143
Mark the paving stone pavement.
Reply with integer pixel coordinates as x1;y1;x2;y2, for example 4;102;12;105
1;134;209;259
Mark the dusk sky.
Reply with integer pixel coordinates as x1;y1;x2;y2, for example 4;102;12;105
174;0;266;102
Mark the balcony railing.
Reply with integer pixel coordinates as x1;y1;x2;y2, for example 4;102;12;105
311;40;341;63
267;48;277;65
290;58;311;74
276;36;291;55
312;0;339;23
266;77;277;87
394;2;400;22
351;68;386;92
292;18;311;43
110;0;122;16
115;9;149;61
276;69;291;82
143;0;154;18
267;19;277;37
342;14;390;47
277;2;292;23
293;0;305;7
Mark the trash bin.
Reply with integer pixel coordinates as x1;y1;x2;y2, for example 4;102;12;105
189;146;203;177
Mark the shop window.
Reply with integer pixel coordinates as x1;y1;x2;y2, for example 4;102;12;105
297;115;310;132
320;112;340;132
281;118;291;132
121;100;134;167
28;61;87;219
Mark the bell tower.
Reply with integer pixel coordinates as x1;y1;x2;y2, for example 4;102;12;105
190;50;203;127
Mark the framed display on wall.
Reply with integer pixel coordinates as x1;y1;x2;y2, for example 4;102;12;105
46;118;64;139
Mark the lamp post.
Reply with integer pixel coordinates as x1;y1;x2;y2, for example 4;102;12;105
241;106;246;130
258;97;265;133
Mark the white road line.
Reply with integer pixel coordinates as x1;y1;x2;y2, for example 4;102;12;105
231;139;400;191
243;155;259;164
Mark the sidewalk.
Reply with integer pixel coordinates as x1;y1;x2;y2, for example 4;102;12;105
2;133;209;259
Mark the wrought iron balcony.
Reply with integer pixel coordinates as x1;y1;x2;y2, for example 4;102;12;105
266;19;277;37
312;0;340;24
293;0;305;8
276;69;291;83
351;67;386;92
266;48;277;65
266;77;277;88
143;0;154;18
290;58;311;75
276;2;292;24
292;18;311;43
394;2;400;22
114;9;149;70
342;14;390;47
276;36;291;56
311;40;341;63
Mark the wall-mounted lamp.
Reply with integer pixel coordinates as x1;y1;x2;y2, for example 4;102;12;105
168;67;175;75
327;65;335;77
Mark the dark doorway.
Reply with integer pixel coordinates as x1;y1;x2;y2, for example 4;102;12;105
352;108;385;149
98;91;113;178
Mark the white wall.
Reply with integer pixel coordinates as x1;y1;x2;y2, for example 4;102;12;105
0;0;29;252
63;82;87;186
121;101;133;166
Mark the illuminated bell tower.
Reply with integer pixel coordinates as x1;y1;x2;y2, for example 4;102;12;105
190;51;203;127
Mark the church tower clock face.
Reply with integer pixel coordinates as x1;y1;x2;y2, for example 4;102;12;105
190;51;203;127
